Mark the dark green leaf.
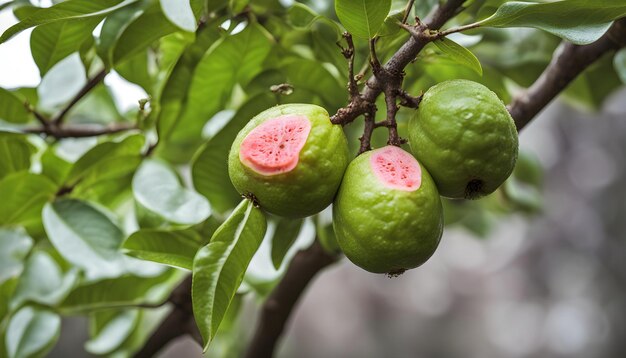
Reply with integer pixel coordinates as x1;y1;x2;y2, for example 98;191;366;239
0;0;138;44
39;147;72;185
123;228;204;270
5;306;60;358
96;1;146;68
30;18;100;75
479;0;626;45
191;93;275;213
433;37;483;76
132;159;211;226
59;270;181;312
0;133;36;181
0;88;30;123
42;199;126;278
271;218;303;269
335;0;391;38
0;173;57;230
192;199;267;349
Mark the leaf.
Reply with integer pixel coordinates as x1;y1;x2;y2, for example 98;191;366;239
0;88;30;123
378;9;405;37
159;23;272;161
5;306;60;358
0;229;33;284
271;218;303;269
10;250;77;311
112;4;180;65
37;53;86;111
0;133;36;181
65;134;144;186
132;159;211;226
479;0;626;45
39;147;72;185
287;3;321;28
42;199;126;278
335;0;391;38
191;93;275;213
0;173;57;230
85;310;139;355
123;229;204;270
160;0;196;32
615;48;626;84
96;1;146;68
59;270;180;313
192;199;267;349
433;37;483;76
30;18;100;75
0;0;138;44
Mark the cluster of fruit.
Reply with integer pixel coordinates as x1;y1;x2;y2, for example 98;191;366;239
228;79;518;274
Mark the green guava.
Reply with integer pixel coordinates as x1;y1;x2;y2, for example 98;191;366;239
408;79;519;199
332;146;443;274
228;104;350;218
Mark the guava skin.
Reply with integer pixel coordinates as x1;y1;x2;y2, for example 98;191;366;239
408;79;519;199
229;104;350;218
333;146;444;274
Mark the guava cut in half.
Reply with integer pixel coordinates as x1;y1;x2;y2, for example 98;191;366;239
333;146;444;274
228;104;350;218
408;79;519;199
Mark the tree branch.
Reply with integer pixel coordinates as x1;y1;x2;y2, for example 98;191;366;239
24;122;136;138
244;241;337;358
509;19;626;131
52;69;108;125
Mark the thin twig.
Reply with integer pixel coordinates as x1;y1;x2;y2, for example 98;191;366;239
24;122;136;138
52;69;108;125
359;108;377;154
401;0;416;24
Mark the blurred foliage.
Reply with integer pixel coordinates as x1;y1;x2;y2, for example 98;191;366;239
0;0;623;356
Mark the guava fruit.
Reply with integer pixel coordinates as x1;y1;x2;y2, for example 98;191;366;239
228;104;350;218
408;79;518;199
332;146;443;274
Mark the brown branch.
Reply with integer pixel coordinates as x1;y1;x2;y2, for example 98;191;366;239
52;69;108;125
24;122;136;138
134;276;198;358
244;241;337;358
401;0;416;24
509;19;626;131
359;108;377;154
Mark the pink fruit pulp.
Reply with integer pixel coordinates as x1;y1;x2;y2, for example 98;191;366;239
239;115;311;176
370;146;422;191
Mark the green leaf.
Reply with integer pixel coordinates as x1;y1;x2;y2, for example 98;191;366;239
65;134;144;186
0;229;33;284
0;88;30;123
39;147;72;185
615;48;626;84
42;199;126;278
335;0;391;38
10;250;77;311
59;270;180;313
0;133;36;181
132;159;211;226
271;218;303;269
95;1;146;68
85;310;139;355
433;37;483;76
123;229;204;270
287;3;321;28
0;0;138;44
192;199;267;349
112;4;180;65
378;9;405;37
159;23;272;160
479;0;626;45
0;173;57;230
191;93;275;213
160;0;196;32
30;18;100;75
5;306;60;358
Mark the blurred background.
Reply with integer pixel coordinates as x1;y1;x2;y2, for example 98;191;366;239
3;1;626;358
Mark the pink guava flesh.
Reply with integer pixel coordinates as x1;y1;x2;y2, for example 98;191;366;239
239;115;311;176
370;146;422;191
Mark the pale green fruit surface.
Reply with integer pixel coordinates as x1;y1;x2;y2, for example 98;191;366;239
408;79;519;199
228;104;350;218
333;146;443;274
